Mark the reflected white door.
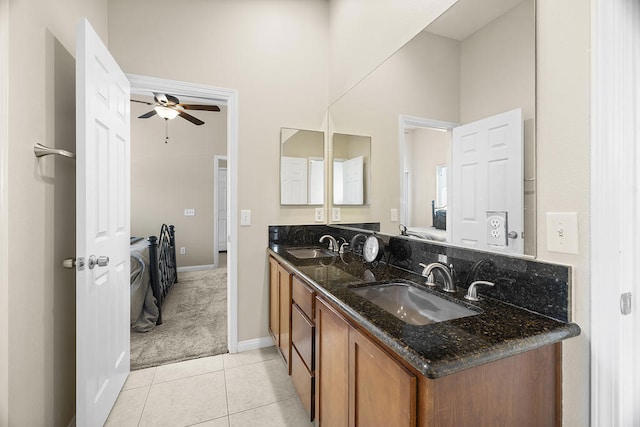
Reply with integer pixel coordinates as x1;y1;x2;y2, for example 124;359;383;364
281;156;308;204
450;109;523;254
342;155;364;205
308;158;324;205
76;18;130;426
218;168;227;252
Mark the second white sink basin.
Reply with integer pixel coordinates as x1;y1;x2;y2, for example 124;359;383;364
286;247;335;259
351;282;480;326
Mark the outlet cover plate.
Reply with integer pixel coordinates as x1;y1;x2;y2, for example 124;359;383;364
486;211;508;247
240;209;251;226
315;208;324;222
332;208;341;222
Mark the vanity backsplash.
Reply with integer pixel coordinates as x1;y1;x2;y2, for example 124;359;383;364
268;224;571;323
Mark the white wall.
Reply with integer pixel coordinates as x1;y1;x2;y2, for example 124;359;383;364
4;0;108;424
108;0;329;342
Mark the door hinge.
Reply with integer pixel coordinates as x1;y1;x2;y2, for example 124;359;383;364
620;292;632;315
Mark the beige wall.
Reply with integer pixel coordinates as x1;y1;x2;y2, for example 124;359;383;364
329;31;461;229
108;0;330;343
5;0;108;425
537;1;591;425
406;128;449;227
328;0;457;103
130;101;227;267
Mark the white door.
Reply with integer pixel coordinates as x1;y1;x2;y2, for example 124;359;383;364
217;167;227;252
450;109;523;254
280;156;308;204
76;18;130;426
342;155;364;205
308;158;324;205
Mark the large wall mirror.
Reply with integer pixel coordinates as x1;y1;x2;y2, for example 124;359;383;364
280;127;325;206
328;0;536;257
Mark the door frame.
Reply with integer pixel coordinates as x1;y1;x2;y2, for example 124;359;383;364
590;0;639;423
0;0;9;422
127;74;239;353
398;115;458;231
213;155;227;268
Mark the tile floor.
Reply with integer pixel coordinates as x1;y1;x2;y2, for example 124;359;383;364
106;346;315;427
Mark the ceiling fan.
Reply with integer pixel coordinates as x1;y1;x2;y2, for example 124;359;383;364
131;93;220;126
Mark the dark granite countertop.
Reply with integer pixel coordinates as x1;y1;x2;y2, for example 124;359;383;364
268;244;581;379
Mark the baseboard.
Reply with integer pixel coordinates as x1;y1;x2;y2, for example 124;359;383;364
177;264;216;272
237;336;274;353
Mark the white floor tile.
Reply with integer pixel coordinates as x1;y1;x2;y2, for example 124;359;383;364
153;355;224;384
123;367;156;390
224;358;296;414
228;397;314;427
139;371;228;427
189;416;230;427
222;346;279;370
105;387;149;426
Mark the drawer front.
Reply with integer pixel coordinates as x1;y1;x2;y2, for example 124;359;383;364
292;304;315;370
292;276;315;320
291;345;315;421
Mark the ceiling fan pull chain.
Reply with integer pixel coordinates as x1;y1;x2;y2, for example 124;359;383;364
165;119;169;143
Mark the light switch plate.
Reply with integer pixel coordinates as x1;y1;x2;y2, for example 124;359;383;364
315;208;324;222
240;209;251;226
332;208;341;222
390;208;398;222
184;208;195;216
546;212;579;254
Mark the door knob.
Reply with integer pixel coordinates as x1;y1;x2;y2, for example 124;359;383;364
508;231;518;239
88;255;109;269
63;257;85;270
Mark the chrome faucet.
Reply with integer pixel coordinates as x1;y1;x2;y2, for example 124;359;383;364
419;262;456;293
319;235;339;252
465;280;495;301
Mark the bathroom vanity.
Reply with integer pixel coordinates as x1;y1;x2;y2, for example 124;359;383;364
267;225;580;426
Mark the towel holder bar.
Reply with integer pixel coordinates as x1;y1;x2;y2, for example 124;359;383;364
34;142;76;160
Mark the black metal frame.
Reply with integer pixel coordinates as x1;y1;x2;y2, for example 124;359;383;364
148;224;178;325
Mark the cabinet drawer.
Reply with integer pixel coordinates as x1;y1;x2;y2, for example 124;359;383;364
292;276;315;320
292;304;314;370
291;345;315;421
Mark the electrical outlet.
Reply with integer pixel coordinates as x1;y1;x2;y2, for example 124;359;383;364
332;208;341;222
180;247;186;255
315;208;324;222
486;211;508;247
240;209;251;226
184;208;195;216
390;208;399;222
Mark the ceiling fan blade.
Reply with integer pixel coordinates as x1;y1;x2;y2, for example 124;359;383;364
154;92;169;106
179;104;221;112
130;99;155;106
178;111;205;126
165;94;180;105
138;110;158;119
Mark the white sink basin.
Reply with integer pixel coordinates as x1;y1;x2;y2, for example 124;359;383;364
351;282;479;325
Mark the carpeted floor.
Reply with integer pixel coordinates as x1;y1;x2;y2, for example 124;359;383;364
130;268;228;370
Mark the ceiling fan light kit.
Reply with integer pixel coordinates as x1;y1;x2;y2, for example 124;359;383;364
131;92;222;143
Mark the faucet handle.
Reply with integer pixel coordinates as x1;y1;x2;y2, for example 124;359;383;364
465;280;495;301
418;263;436;286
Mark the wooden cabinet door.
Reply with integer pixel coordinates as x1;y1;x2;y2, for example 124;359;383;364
268;257;279;346
349;327;417;427
278;264;292;370
316;297;349;427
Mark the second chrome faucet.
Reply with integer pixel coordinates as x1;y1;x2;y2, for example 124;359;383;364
419;262;456;293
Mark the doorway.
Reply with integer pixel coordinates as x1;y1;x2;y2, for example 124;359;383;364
127;73;239;362
214;155;227;269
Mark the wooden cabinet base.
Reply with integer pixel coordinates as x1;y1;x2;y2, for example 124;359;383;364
418;344;560;427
